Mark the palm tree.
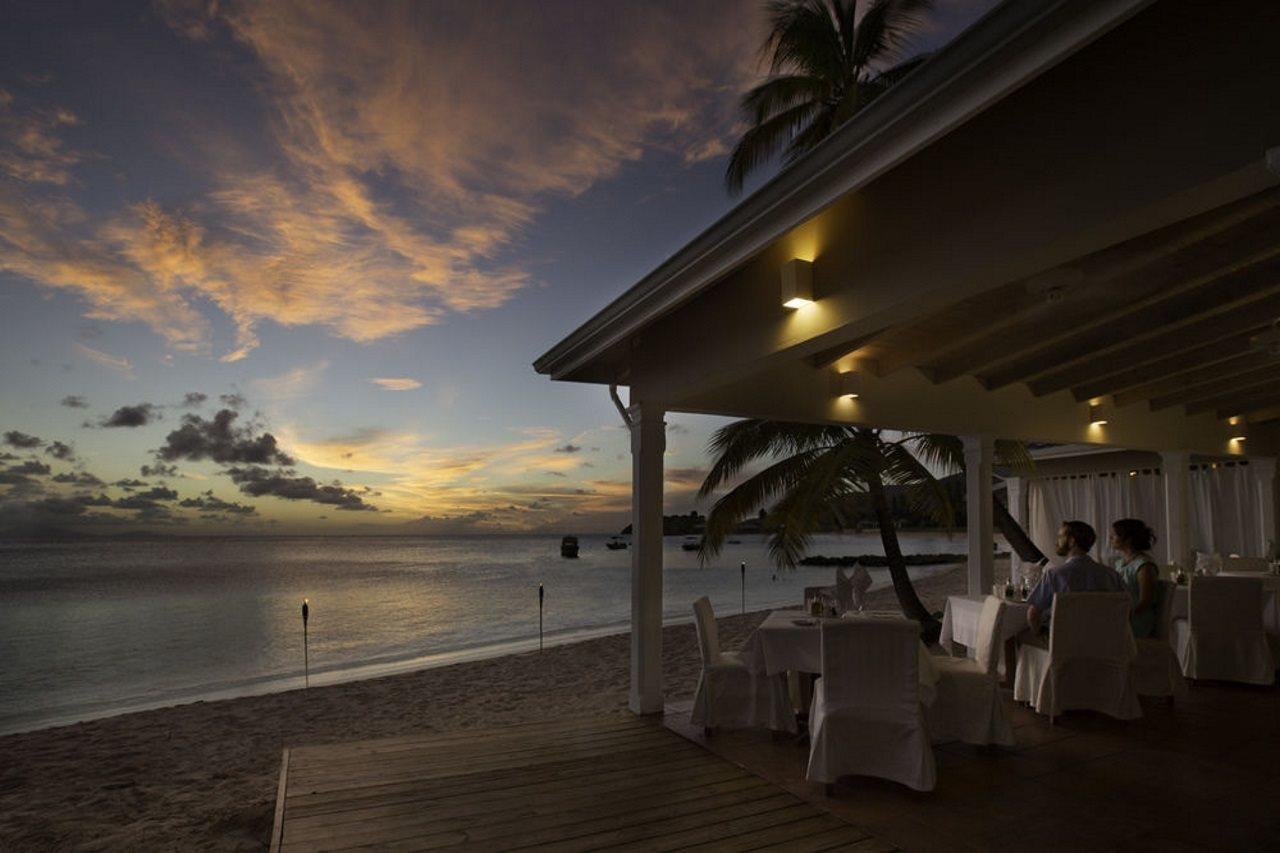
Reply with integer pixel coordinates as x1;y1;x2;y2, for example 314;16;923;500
697;421;1034;642
726;0;935;194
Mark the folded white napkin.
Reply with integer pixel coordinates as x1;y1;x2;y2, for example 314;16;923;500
849;564;872;612
835;568;853;612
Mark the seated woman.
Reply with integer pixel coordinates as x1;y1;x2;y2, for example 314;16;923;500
1110;518;1161;638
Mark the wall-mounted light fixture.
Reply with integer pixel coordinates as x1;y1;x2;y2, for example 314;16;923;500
836;371;860;399
1088;403;1109;427
781;258;814;308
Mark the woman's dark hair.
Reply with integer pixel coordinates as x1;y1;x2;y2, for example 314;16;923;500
1112;518;1156;553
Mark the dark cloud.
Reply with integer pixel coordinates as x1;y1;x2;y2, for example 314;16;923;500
140;462;179;478
178;491;256;515
51;471;104;486
0;471;36;486
226;466;374;511
554;444;582;453
0;452;18;461
26;496;90;517
545;471;567;477
665;466;709;487
156;409;293;466
113;478;148;490
100;403;159;428
219;393;247;409
7;460;51;476
113;487;178;511
4;431;42;448
182;392;208;407
45;441;74;461
60;395;89;409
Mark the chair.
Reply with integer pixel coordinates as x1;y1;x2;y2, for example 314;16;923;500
1172;576;1275;685
690;597;791;734
834;567;853;612
926;595;1015;746
806;618;936;792
1131;580;1188;699
1223;556;1270;573
1013;592;1141;722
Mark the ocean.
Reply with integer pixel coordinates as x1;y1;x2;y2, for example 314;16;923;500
0;531;966;735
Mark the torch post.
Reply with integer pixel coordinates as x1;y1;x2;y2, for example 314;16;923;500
538;583;544;651
740;562;746;615
302;597;310;689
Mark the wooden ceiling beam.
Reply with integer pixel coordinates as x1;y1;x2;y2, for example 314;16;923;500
1028;309;1279;399
1071;333;1260;403
928;204;1280;384
1149;363;1280;411
809;189;1280;376
1112;350;1279;407
1188;378;1280;416
1005;263;1280;395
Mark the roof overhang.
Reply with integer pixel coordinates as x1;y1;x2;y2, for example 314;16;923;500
533;0;1155;382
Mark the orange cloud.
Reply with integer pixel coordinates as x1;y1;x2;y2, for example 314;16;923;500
0;1;763;360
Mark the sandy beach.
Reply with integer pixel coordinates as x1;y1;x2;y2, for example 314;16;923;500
0;564;968;851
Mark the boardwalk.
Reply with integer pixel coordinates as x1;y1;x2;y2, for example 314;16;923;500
271;715;886;852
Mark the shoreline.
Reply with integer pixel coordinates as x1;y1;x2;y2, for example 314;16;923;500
2;562;960;738
0;563;969;851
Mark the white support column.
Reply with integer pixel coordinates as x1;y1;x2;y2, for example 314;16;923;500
627;402;665;715
1160;450;1191;566
963;435;995;596
1250;457;1277;557
1005;476;1026;581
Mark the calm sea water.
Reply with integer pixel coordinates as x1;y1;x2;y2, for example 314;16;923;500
0;532;965;734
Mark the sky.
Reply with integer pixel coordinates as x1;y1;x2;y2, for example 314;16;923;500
0;0;996;537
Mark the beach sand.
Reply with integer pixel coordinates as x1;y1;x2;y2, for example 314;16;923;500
0;563;969;851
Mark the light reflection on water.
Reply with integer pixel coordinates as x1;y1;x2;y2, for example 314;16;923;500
0;531;965;734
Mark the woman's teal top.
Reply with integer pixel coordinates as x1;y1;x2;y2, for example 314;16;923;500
1115;553;1160;638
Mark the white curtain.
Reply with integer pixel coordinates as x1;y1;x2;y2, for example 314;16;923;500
1189;464;1258;556
1027;464;1260;562
1028;472;1164;563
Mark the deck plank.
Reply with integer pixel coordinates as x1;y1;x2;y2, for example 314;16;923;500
273;716;887;852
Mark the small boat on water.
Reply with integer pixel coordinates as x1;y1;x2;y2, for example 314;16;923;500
681;536;702;552
606;536;628;550
560;535;579;558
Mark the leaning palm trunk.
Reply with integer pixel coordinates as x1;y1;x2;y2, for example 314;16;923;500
867;473;942;643
993;497;1048;566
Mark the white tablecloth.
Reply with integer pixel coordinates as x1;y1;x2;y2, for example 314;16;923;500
1169;574;1280;635
939;594;1030;655
743;610;939;705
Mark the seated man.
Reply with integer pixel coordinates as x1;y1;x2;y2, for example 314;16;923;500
1025;520;1123;634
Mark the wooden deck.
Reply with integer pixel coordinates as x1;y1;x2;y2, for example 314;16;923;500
270;715;885;852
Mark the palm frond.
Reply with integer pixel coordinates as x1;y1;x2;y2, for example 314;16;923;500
698;419;854;497
851;0;933;68
740;74;829;124
879;440;956;528
724;100;822;194
762;0;846;80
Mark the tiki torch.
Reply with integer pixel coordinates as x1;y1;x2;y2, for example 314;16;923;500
301;597;310;689
538;583;545;651
740;562;746;615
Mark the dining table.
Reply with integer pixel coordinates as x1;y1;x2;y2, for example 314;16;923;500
742;609;940;706
1168;572;1280;635
939;594;1031;681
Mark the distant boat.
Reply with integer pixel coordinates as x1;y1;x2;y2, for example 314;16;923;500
606;536;628;550
681;536;701;552
560;535;579;558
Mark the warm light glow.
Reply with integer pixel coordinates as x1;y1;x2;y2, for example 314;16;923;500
1087;403;1110;427
1231;435;1247;443
835;371;861;400
1128;470;1137;477
1091;418;1109;426
780;258;814;309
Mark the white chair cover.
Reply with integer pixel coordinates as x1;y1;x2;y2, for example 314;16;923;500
834;568;853;612
1132;580;1187;698
1172;576;1275;685
927;595;1015;746
1223;556;1269;573
806;618;936;791
1013;592;1142;720
690;597;794;731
